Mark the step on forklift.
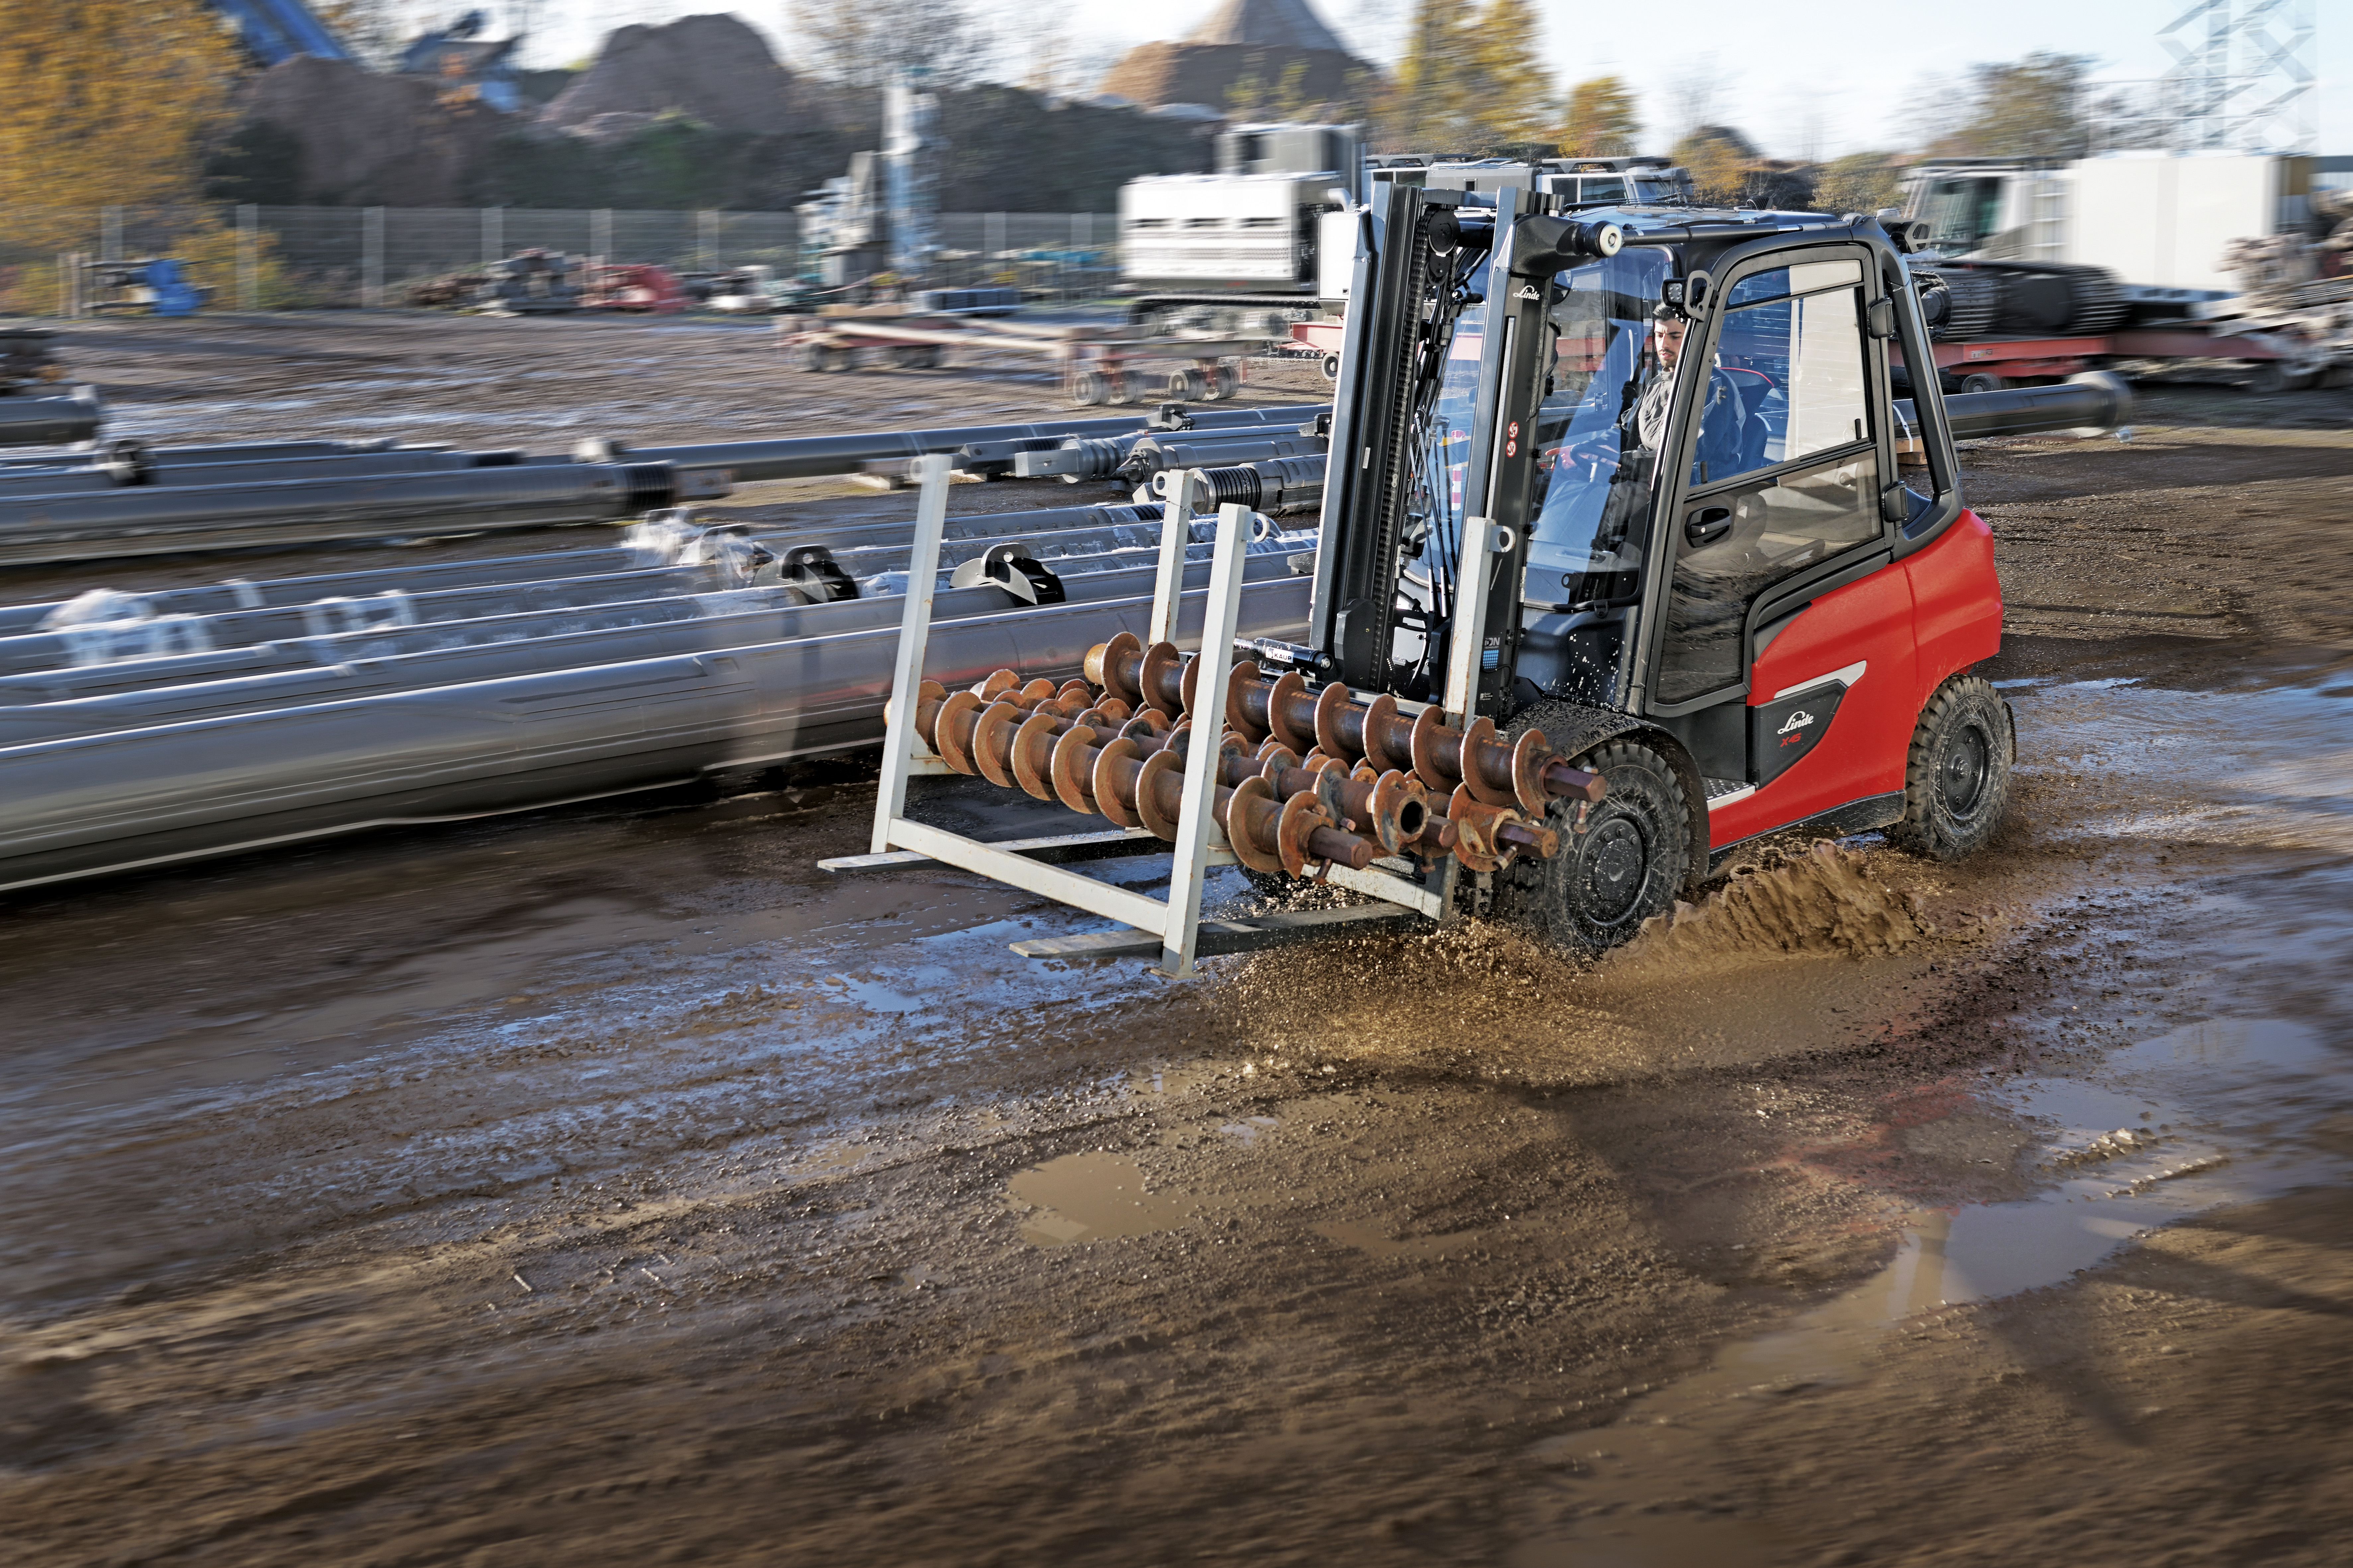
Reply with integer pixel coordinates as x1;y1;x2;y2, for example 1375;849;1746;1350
842;184;2125;970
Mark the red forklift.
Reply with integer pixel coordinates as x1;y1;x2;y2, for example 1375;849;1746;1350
1251;183;2104;946
858;185;2125;963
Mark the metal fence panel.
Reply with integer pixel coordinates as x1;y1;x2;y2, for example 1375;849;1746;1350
0;207;1121;311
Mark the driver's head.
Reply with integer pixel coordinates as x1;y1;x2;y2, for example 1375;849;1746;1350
1652;302;1687;369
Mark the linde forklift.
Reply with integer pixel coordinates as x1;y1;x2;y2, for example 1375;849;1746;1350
855;182;2124;969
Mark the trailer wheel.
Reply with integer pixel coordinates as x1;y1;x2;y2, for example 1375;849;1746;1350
1071;369;1108;406
1165;368;1198;400
1213;362;1241;400
1321;353;1341;382
1890;674;2013;861
1106;370;1135;406
1957;372;2003;394
1510;738;1690;952
794;339;827;372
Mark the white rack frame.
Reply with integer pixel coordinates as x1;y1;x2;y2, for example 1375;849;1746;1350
830;461;1445;973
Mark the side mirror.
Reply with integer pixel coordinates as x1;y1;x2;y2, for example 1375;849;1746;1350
1866;296;1898;339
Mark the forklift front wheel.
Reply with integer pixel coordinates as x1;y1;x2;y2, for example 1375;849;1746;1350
1514;738;1691;952
1890;674;2014;861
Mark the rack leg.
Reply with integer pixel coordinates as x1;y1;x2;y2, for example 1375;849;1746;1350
1156;502;1251;979
872;453;953;853
1148;467;1206;648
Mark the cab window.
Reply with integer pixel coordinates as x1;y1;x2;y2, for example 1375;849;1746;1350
1693;260;1870;488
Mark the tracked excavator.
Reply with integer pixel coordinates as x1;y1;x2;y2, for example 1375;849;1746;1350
866;183;2124;965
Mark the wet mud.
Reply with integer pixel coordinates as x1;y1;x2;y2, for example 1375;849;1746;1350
0;373;2348;1565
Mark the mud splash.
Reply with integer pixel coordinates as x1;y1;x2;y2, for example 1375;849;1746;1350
1613;841;1940;967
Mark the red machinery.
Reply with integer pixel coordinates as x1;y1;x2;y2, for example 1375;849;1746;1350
581;263;688;314
853;188;2133;965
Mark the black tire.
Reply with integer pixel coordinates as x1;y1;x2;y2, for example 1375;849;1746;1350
1071;369;1107;406
1320;353;1341;381
1890;674;2013;861
1958;371;2003;395
1507;739;1692;952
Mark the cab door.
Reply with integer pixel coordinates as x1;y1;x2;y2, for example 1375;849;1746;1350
1639;246;1918;833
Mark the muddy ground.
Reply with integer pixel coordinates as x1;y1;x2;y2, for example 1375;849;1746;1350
0;323;2349;1566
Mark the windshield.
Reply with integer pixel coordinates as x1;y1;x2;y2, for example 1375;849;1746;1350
1521;246;1672;610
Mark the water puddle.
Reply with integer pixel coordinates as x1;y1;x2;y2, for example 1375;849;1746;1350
1004;1151;1196;1246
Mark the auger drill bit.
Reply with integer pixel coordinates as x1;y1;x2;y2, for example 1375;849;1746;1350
1086;632;1598;824
920;679;1384;876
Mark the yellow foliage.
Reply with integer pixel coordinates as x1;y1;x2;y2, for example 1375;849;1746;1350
1558;76;1639;158
1670;129;1750;206
0;0;241;216
1387;0;1556;154
0;3;316;314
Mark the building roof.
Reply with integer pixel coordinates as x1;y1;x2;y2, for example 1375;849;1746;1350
1183;0;1347;53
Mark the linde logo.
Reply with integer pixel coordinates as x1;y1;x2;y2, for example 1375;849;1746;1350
1777;710;1815;737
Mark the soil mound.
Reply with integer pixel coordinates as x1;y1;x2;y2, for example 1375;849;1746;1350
1614;842;1936;965
1186;0;1348;50
1097;41;1366;112
237;55;512;206
541;13;799;136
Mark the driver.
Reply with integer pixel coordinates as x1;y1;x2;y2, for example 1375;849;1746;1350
1635;300;1751;483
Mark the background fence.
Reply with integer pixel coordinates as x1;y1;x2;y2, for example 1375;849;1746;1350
0;207;1121;312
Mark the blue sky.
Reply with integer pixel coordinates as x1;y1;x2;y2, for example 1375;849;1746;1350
488;1;2343;160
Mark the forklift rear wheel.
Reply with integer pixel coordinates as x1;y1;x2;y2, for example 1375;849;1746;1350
1890;674;2013;861
1514;739;1691;951
1957;372;2003;394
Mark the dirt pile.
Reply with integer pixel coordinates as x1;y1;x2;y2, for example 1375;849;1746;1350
235;55;512;206
1098;0;1369;111
1615;841;1937;965
541;13;801;136
1097;41;1367;112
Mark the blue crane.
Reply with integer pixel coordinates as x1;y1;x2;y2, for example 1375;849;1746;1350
207;0;353;66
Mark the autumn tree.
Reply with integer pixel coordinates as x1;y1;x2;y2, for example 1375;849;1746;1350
1937;52;2093;161
1557;75;1639;156
790;0;994;89
1467;0;1555;148
1385;0;1554;154
1669;124;1753;206
0;0;240;212
1813;152;1902;216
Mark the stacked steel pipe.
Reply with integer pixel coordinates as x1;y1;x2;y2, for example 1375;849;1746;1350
910;629;1607;884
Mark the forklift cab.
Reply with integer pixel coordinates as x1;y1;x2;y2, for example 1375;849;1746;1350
1309;187;2006;940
